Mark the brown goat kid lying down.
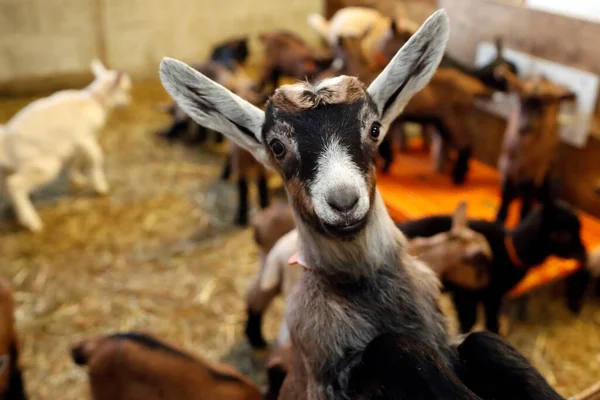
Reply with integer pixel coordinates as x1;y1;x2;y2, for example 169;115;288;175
71;332;262;400
495;65;577;224
244;203;491;349
408;201;491;290
0;277;26;400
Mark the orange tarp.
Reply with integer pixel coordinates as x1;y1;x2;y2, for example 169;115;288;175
378;151;600;297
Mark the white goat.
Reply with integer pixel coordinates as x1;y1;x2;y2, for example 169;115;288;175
307;7;419;63
0;60;131;232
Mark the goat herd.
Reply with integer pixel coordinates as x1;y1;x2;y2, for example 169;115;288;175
1;5;600;400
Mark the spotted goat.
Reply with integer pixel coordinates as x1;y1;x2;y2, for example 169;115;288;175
160;10;558;400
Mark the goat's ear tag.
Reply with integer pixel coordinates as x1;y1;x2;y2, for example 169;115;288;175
0;354;9;375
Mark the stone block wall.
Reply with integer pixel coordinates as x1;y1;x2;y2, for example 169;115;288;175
0;0;322;92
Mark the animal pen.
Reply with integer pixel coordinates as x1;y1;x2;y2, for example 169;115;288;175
2;0;600;399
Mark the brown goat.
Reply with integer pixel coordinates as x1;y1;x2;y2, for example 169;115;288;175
71;332;262;400
0;277;26;400
495;66;577;223
257;31;332;93
325;35;494;181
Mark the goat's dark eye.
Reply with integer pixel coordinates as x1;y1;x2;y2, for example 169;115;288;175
369;123;381;140
270;139;286;158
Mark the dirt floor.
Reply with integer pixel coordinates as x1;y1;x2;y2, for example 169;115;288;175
1;81;599;399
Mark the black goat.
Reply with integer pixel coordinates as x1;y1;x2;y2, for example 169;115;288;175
398;200;586;333
349;331;563;400
440;38;518;92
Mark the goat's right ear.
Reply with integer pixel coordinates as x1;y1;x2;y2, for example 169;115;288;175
451;201;468;231
91;59;107;77
159;57;270;166
367;10;449;129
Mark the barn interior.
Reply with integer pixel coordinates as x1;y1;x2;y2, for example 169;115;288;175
2;0;600;399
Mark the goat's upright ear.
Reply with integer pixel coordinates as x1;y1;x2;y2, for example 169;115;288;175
451;201;468;232
367;10;449;130
91;59;107;77
159;57;270;166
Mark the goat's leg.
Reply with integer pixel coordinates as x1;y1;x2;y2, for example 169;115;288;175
482;294;503;334
452;146;472;185
69;156;88;189
496;180;517;224
518;181;535;222
258;170;270;209
378;136;394;173
398;123;407;152
5;160;62;232
220;154;232;181
455;331;564;400
451;290;478;333
245;280;279;348
185;122;207;145
235;177;249;226
431;134;448;173
78;138;108;195
422;124;433;150
156;118;187;141
564;267;591;314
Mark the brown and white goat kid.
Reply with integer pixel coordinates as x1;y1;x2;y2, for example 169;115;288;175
495;66;577;223
161;11;452;399
71;332;262;400
408;202;491;290
0;60;131;232
0;277;27;400
246;203;295;347
307;7;419;65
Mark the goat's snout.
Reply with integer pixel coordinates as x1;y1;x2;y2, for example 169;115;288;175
326;186;359;213
71;343;89;366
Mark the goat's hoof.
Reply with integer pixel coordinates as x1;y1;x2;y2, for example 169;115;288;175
94;183;110;196
23;219;43;233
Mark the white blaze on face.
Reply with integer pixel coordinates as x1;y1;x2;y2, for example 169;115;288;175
310;138;370;226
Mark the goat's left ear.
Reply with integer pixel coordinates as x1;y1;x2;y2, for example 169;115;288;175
91;59;107;77
368;10;449;129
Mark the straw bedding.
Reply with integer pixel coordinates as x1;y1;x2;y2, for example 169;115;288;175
0;82;598;399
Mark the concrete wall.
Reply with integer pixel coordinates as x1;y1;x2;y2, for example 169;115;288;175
0;0;322;93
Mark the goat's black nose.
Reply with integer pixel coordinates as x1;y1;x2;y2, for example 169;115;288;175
327;187;359;213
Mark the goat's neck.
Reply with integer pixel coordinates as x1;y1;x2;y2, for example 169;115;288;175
510;223;546;267
85;79;113;111
295;190;403;278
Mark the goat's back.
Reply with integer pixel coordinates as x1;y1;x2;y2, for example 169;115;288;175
75;333;261;400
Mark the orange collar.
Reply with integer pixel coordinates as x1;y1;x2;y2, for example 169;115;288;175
505;236;525;268
288;252;314;271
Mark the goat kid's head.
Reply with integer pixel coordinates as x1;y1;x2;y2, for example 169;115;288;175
495;65;576;135
409;202;492;289
160;11;449;240
91;59;132;108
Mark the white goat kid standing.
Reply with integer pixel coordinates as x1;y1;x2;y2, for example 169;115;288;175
0;60;131;232
161;11;450;400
